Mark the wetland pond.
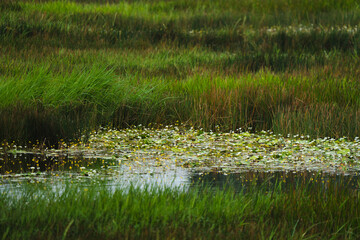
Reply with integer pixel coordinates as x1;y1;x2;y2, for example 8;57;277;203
1;126;360;192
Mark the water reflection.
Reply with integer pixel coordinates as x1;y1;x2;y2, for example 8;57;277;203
1;153;360;193
190;170;360;192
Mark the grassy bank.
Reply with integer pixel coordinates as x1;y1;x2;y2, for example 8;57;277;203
0;65;358;144
1;180;360;239
0;0;359;143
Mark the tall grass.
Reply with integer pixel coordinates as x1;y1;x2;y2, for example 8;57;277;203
0;0;359;143
0;66;358;144
1;179;360;239
2;11;360;51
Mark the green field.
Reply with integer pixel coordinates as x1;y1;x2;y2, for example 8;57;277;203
0;0;359;144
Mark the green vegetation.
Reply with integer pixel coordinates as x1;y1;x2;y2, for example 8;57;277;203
0;0;359;144
2;127;360;177
1;126;360;239
2;1;360;238
1;180;360;239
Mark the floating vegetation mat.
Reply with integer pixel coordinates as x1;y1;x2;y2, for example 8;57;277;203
1;126;360;188
76;126;360;174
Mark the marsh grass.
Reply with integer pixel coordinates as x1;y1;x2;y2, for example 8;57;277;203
0;65;359;144
0;0;359;143
1;178;360;239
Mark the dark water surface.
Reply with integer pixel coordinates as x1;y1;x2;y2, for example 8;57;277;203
0;152;111;174
1;153;360;192
190;170;360;192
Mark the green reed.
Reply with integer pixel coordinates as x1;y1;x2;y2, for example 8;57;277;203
0;64;359;144
0;0;359;143
1;178;360;239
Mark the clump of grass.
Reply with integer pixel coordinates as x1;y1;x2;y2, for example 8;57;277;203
1;179;360;239
0;66;359;144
